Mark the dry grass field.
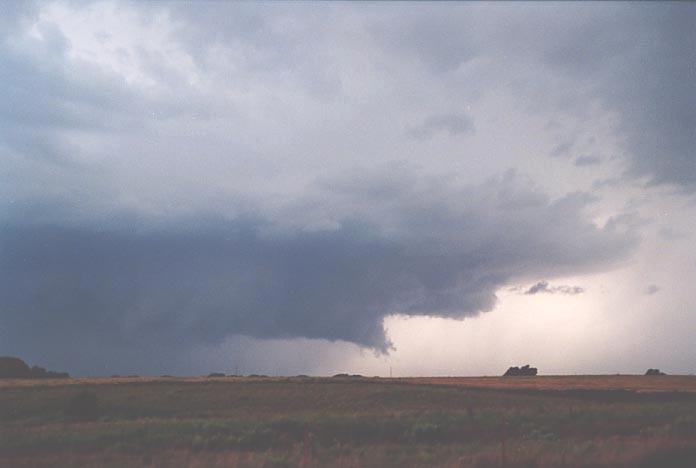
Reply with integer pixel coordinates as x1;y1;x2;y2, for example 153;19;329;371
406;375;696;393
2;375;696;467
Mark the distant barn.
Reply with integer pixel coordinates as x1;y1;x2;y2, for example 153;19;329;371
503;364;538;376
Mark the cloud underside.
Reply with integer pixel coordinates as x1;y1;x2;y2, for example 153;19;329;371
0;172;635;371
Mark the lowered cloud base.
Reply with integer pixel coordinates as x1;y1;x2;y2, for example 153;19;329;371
0;169;635;374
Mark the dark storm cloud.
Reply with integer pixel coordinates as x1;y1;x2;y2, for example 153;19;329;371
527;3;696;191
596;6;696;192
0;171;634;375
524;281;584;296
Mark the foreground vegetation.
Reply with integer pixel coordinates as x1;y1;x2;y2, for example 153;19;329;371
1;376;696;467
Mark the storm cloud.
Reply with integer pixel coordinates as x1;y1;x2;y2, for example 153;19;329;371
540;4;696;191
1;1;693;375
1;170;633;374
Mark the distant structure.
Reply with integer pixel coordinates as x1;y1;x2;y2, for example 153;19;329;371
645;368;666;376
503;364;538;376
0;356;70;379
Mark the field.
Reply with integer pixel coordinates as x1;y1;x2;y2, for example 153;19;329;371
2;375;696;467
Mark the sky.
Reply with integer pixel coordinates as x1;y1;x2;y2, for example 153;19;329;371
1;1;695;377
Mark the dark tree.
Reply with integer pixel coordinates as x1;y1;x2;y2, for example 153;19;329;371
0;356;31;378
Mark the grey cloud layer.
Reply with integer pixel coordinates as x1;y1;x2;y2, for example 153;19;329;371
370;3;696;190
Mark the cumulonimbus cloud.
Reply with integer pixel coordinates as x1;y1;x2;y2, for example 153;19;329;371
4;1;674;376
0;169;635;374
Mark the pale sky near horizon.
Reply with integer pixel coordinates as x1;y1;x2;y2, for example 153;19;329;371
1;1;695;376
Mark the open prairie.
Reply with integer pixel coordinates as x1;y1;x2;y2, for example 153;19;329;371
2;375;696;467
